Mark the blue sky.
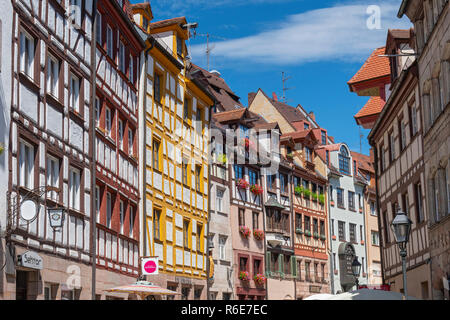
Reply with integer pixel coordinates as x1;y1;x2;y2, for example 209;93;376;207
132;0;412;155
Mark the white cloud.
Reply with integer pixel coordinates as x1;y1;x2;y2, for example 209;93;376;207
189;1;412;65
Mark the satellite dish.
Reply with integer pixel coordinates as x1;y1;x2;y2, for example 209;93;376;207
20;200;38;222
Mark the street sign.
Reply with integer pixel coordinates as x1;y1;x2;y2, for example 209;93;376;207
141;257;159;275
17;251;43;270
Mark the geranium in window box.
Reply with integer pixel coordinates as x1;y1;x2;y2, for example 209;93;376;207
313;232;320;239
303;189;311;198
312;193;318;202
250;184;263;195
254;273;266;285
237;179;249;190
304;230;312;237
320;234;326;241
294;186;304;196
239;271;250;281
239;226;251;239
295;228;303;235
332;235;337;241
253;229;264;240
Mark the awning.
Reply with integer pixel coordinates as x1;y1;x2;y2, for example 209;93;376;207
104;281;180;300
265;195;285;210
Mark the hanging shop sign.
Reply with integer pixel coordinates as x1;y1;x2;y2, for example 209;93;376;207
141;257;159;275
17;251;43;270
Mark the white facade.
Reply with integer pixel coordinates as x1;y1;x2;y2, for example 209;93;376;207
327;143;368;293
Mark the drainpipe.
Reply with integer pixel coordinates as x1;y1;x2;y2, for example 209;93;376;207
370;142;386;285
206;105;213;301
90;0;98;301
327;179;335;294
289;167;297;299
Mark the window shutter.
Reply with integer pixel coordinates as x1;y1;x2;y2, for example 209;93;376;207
28;37;34;79
291;256;297;277
265;251;271;273
278;254;284;273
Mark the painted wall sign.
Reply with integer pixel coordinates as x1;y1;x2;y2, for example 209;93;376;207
18;251;43;270
141;257;159;275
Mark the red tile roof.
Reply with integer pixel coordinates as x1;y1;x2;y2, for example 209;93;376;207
351;151;375;174
149;17;187;30
355;96;385;119
348;47;391;86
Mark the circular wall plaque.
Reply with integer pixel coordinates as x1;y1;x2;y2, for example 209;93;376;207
20;200;38;222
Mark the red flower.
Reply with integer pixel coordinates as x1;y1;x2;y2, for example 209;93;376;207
239;271;250;281
237;179;250;189
250;184;263;195
239;226;251;238
253;229;264;240
254;273;266;285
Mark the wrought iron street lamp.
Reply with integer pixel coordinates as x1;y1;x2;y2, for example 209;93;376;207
351;257;361;290
391;210;412;300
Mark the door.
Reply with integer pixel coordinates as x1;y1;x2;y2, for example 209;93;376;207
16;271;28;300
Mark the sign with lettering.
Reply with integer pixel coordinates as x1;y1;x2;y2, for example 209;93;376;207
141;257;159;275
18;251;43;270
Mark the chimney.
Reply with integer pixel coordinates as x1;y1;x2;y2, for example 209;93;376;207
272;92;278;102
309;111;315;122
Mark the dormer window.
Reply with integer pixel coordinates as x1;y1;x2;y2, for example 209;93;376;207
338;146;350;175
142;17;148;32
177;35;183;57
304;123;310;130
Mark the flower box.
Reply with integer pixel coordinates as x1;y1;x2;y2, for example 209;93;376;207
304;230;312;237
332;235;337;241
239;271;250;281
320;234;326;241
253;229;264;240
237;179;249;190
295;228;304;235
239;226;251;239
312;193;318;202
294;186;304;197
318;194;325;205
250;184;263;195
254;273;266;285
303;189;311;198
313;232;320;239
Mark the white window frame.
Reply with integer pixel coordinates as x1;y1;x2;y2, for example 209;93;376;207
47;55;59;98
129;206;134;237
96;12;102;44
119;200;124;235
70;74;80;113
128;128;133;156
106;192;112;229
47;155;60;201
19;140;34;189
118;119;124;150
69;167;81;211
105;107;112;137
129;54;134;84
20;30;35;79
95;97;100;125
216;188;224;213
106;25;113;58
219;235;226;261
95;186;100;223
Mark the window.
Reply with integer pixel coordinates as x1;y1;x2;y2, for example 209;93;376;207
252;211;259;230
238;209;245;227
194;289;202;300
183;97;190;120
20;30;35;79
331;219;335;236
196;108;202;134
219;236;226;260
69;0;82;26
119;200;125;234
402;192;409;216
295;213;302;230
320;220;325;237
370;201;377;216
267;174;276;190
305;261;311;281
432;175;440;223
314;263;319;282
409;105;418;138
152;139;160;171
293;176;300;188
239;257;248;272
96;12;102;44
249;170;258;186
142;17;148;31
371;231;380;246
195;165;202;193
129;55;134;84
339;146;350;174
118;119;124;149
128;128;134;156
338;221;345;241
154;72;162;104
18;140;34;189
95;97;101;125
304;216;311;232
304;123;309;130
119;41;126;74
46;156;60;201
321;264;326;282
216;188;224;213
106;25;113;57
69;168;81;211
177;35;183;56
337;188;344;207
383;211;390;243
284;255;291;275
183;220;190;248
280;174;288;194
153;209;161;240
196;224;202;252
234;165;244;180
182;159;189;185
254;259;262;275
44;283;57;300
329;185;333;201
95;186;100;223
360;225;364;242
70;74;80;113
181;287;189;300
106;192;112;228
389;132;395;163
358;194;362;209
399;120;406;151
326;150;330;165
47;55;59;98
321;131;327;145
313;218;318;235
105;107;112;136
379;145;385;172
348;191;355;210
305;147;312;162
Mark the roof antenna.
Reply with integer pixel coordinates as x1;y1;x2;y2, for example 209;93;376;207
193;32;228;71
281;72;293;103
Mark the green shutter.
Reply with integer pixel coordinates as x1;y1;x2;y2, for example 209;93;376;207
291;256;297;277
278;254;284;273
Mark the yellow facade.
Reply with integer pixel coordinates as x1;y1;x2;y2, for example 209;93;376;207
135;9;213;281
